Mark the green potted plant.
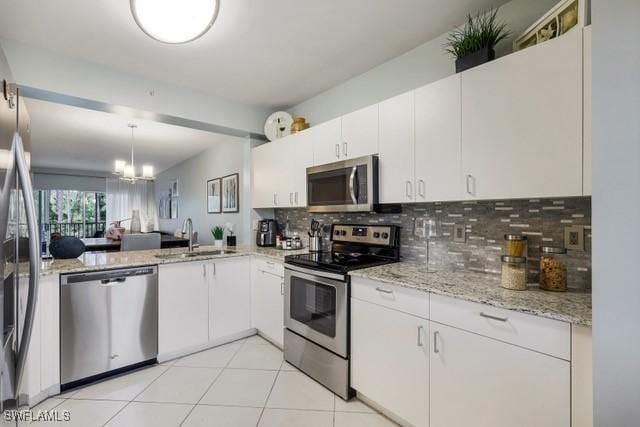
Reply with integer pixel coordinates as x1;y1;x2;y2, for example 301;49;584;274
211;226;224;248
445;7;509;73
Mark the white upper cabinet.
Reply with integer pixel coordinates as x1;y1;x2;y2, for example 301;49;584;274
311;105;379;166
252;133;312;208
340;104;379;160
415;74;462;202
461;30;583;200
379;91;415;204
309;118;342;166
252;140;280;208
280;131;313;207
209;257;252;341
583;26;592;196
430;322;570;427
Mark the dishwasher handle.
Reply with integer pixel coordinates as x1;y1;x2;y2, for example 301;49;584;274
62;266;157;285
100;277;127;285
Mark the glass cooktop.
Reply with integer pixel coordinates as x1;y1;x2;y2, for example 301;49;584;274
285;251;397;274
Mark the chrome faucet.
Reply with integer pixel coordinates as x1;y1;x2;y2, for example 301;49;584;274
182;217;194;252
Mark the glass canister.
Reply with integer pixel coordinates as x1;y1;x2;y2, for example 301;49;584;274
504;234;528;257
501;256;528;291
539;246;568;292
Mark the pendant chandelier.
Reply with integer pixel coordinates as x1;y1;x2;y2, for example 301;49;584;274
113;124;154;182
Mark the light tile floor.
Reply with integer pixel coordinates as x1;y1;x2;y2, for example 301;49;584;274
21;335;398;426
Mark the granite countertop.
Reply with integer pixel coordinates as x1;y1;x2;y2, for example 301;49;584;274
37;245;307;277
349;262;592;327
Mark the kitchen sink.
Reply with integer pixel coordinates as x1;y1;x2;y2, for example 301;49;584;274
155;249;235;260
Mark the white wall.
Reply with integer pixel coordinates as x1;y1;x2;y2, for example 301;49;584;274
33;168;107;192
0;39;270;135
155;136;252;246
289;0;559;124
592;0;640;425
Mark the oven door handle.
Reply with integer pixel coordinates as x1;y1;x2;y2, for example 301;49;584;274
349;165;358;204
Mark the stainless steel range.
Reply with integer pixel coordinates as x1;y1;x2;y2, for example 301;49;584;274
284;224;400;400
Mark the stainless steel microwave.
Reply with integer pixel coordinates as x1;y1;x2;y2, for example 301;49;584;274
306;155;378;213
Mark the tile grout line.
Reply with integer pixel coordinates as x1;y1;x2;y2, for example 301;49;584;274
255;363;282;427
255;338;288;427
179;338;246;426
99;365;172;427
333;394;336;427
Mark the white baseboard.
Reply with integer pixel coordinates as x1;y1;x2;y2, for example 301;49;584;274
26;384;61;408
356;391;412;427
256;331;283;350
157;328;257;363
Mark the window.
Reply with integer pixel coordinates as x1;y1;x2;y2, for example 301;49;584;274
36;190;107;241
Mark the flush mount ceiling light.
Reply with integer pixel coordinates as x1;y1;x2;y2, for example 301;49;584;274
130;0;219;44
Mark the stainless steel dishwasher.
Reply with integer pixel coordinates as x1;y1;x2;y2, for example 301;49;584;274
60;266;158;388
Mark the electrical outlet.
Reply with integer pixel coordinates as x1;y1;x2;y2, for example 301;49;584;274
564;225;585;251
453;224;466;243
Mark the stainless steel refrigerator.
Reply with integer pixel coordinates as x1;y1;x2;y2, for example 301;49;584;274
0;46;39;413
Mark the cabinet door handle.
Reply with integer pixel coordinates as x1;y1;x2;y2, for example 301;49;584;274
418;180;425;198
273;193;277;206
480;312;508;322
335;144;340;158
343;142;348;157
289;192;293;205
281;281;285;295
466;174;475;196
433;331;440;353
211;263;216;276
375;287;393;294
417;325;424;347
406;181;413;198
294;192;299;204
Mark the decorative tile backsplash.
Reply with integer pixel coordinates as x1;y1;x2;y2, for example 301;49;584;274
275;197;592;290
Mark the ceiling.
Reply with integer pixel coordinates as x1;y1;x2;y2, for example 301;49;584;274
0;0;507;109
26;98;240;174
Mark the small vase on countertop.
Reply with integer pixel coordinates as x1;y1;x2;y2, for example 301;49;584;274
130;210;141;233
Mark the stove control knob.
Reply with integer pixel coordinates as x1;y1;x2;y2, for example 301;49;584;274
334;229;340;236
340;230;347;236
381;232;389;239
373;232;381;239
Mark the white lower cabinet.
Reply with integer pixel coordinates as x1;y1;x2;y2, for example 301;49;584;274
351;297;429;427
209;257;252;341
158;261;209;357
160;257;254;358
350;279;575;427
429;322;570;427
251;258;284;347
22;274;60;405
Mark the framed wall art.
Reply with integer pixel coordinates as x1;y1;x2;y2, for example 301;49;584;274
207;178;222;214
170;178;179;197
221;173;239;213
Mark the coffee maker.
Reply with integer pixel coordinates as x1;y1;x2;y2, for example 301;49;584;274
256;219;278;247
